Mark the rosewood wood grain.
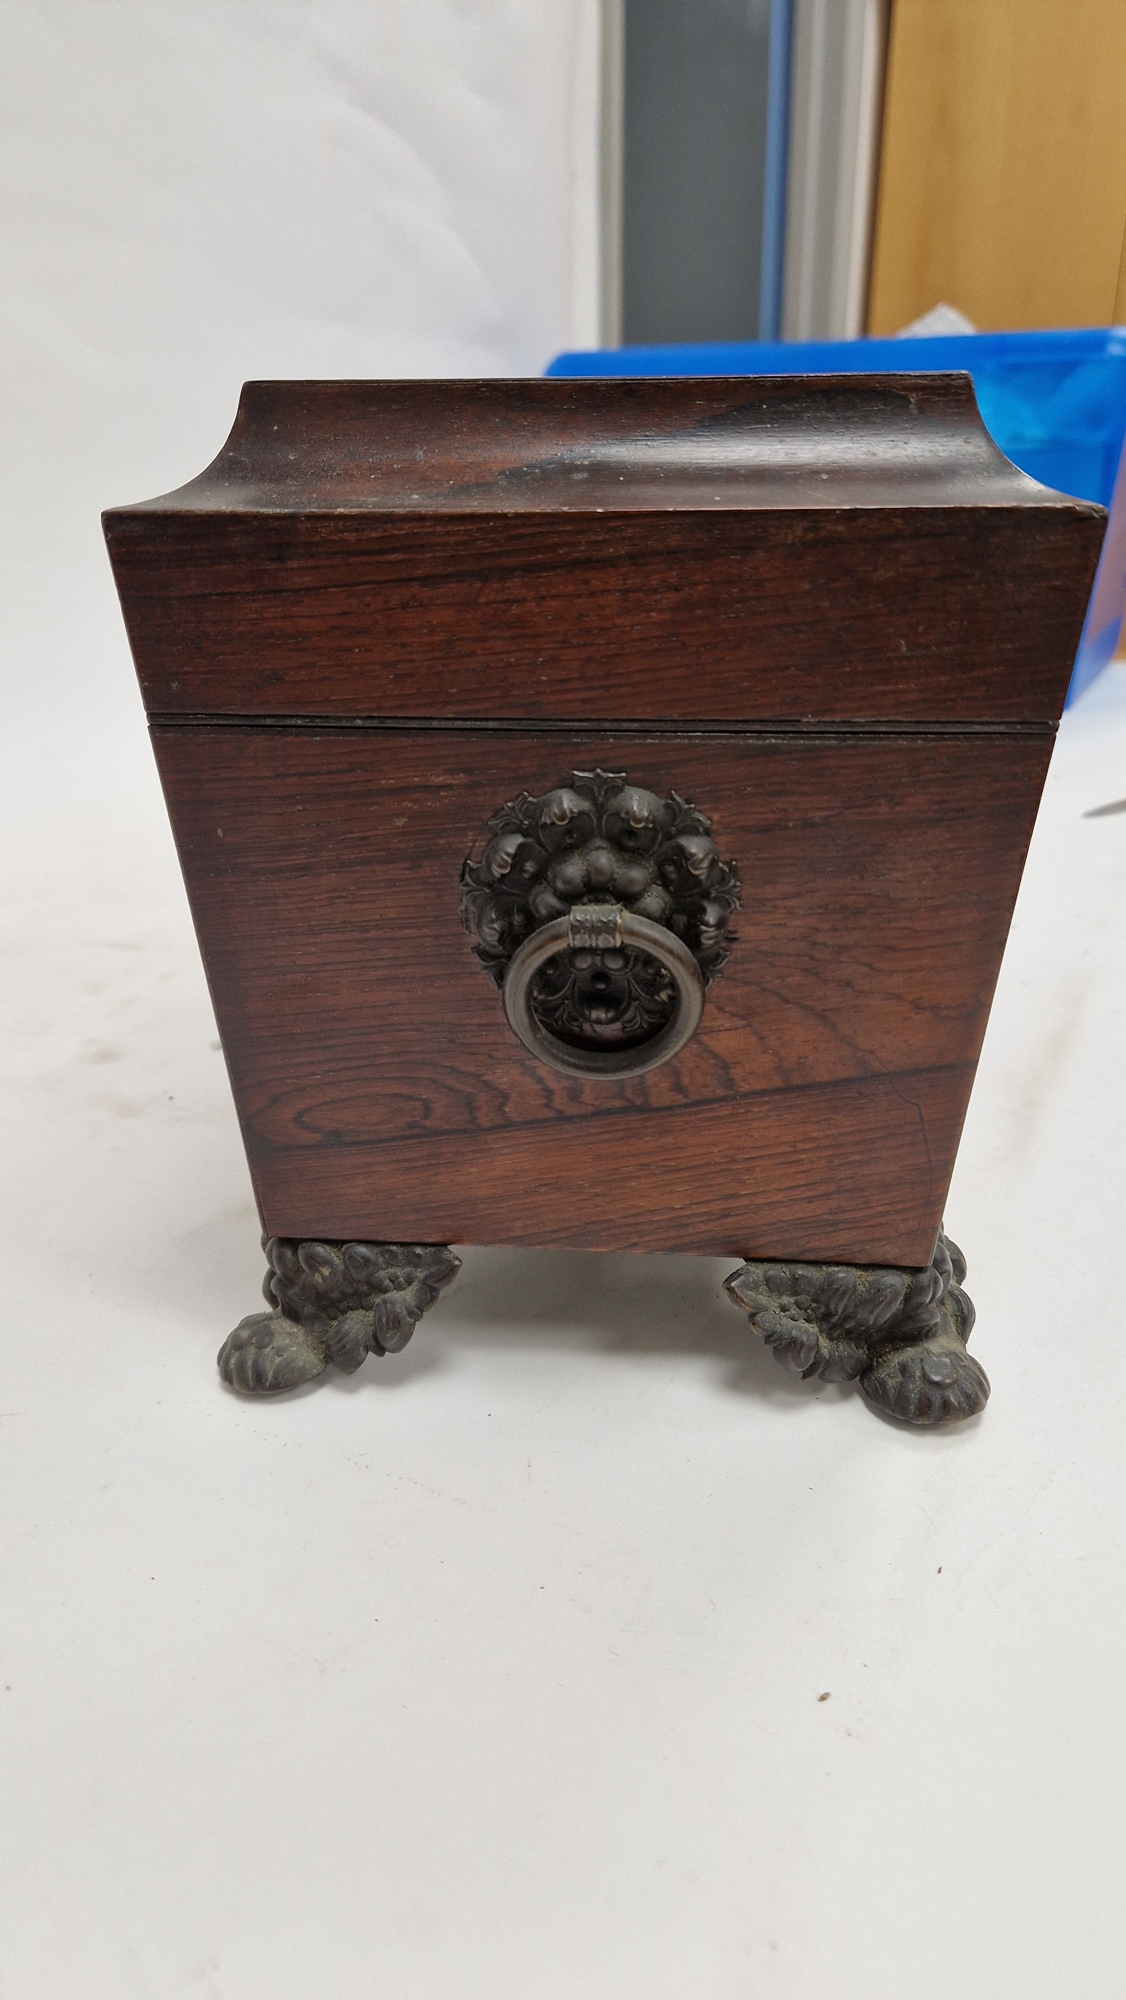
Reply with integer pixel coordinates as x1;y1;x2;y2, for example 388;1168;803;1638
151;725;1052;1264
105;374;1079;511
238;1075;971;1265
104;377;1103;726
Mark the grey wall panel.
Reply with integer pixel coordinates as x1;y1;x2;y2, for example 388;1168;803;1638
621;0;771;344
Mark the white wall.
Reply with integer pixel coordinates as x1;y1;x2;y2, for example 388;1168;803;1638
0;0;600;760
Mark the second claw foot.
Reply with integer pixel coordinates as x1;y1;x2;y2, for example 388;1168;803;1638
723;1228;987;1428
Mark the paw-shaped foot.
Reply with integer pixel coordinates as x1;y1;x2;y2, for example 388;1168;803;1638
217;1309;329;1394
860;1335;989;1426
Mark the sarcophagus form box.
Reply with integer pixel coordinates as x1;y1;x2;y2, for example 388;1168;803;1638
104;376;1102;1423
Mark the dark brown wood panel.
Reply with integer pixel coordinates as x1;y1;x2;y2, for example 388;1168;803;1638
110;506;1097;725
104;376;1104;725
110;374;1058;513
152;725;1052;1263
246;1074;973;1264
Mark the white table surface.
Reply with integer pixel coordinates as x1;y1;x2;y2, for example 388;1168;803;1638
3;668;1125;2000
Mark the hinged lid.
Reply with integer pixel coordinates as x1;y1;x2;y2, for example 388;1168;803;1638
104;375;1104;725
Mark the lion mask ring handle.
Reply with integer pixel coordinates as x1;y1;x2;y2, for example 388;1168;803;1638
460;768;740;1083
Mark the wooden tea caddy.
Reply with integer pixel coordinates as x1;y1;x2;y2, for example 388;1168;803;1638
104;375;1102;1424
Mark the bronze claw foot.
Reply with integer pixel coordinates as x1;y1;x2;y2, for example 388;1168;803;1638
218;1238;461;1394
724;1229;988;1428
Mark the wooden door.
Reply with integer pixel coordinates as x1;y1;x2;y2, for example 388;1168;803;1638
868;0;1126;333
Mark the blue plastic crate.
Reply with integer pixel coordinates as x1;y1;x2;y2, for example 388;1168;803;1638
547;328;1126;703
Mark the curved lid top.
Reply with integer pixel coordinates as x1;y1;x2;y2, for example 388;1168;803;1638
114;373;1093;517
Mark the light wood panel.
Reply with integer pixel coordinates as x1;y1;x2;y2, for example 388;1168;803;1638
868;0;1126;333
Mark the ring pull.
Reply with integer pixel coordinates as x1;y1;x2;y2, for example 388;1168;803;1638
502;901;706;1078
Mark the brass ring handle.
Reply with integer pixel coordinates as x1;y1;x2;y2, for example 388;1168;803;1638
502;901;706;1079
